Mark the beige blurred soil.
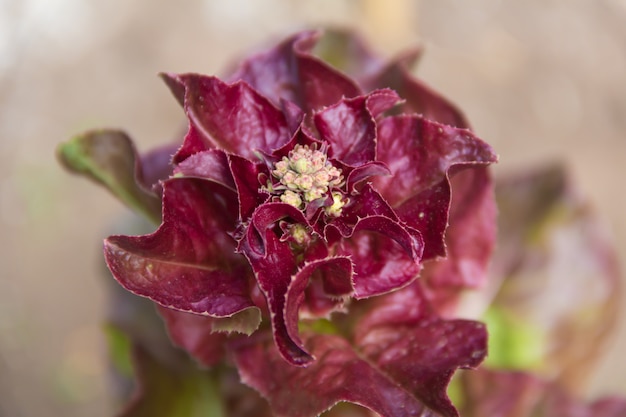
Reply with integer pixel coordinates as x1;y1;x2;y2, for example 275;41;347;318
1;1;625;416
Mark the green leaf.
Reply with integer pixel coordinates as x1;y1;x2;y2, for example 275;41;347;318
120;345;226;417
57;129;161;224
104;323;134;378
211;308;261;335
483;306;545;371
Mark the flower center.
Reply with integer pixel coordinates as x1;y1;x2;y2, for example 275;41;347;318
272;144;344;210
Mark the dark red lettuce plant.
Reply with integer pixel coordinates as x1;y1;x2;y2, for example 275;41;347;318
58;29;623;417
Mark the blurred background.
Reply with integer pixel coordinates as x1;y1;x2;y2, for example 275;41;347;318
1;0;625;415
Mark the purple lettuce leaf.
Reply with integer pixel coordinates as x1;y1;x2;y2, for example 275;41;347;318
162;73;293;162
420;166;497;316
228;31;362;111
371;49;470;129
104;177;261;333
237;203;355;366
233;282;487;417
307;29;470;129
332;213;423;298
373;115;497;260
237;203;313;366
314;89;400;166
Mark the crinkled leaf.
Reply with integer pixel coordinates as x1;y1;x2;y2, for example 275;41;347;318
163;74;292;162
374;115;497;259
314;89;400;166
173;149;235;191
104;178;259;323
354;282;487;416
57;129;162;224
233;332;428;417
233;283;486;417
420;167;497;316
334;215;423;298
239;203;318;366
228;31;361;111
285;256;353;328
228;154;269;222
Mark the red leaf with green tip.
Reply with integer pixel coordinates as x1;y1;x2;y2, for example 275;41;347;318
57;129;163;224
229;31;362;111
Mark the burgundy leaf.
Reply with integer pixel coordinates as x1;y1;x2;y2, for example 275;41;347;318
284;256;353;328
229;31;362;111
420;167;497;315
163;73;292;162
371;49;470;128
345;161;391;192
326;184;399;238
279;98;306;133
334;216;423;298
174;123;214;165
139;142;177;194
232;332;429;417
394;179;451;260
233;283;487;417
354;282;487;417
314;185;424;298
374;115;497;259
314;89;401;166
156;307;229;367
228;154;269;222
104;178;257;319
173;149;236;191
238;203;318;366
